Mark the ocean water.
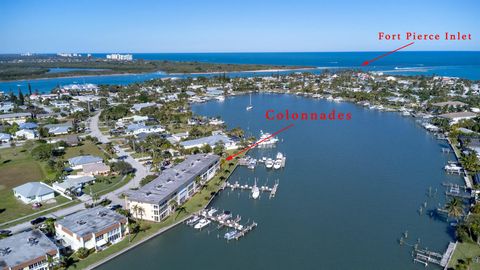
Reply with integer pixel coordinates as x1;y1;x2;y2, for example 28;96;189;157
97;94;463;270
0;51;478;93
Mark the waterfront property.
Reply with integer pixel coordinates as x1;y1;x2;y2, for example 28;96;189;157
55;206;127;251
0;230;60;270
126;154;220;222
179;133;238;150
12;182;56;204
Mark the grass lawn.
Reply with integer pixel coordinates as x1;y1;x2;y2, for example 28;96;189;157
64;141;107;159
87;175;133;196
67;151;240;270
0;146;65;224
448;242;480;270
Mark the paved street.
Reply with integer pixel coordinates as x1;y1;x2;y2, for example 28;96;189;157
5;110;152;233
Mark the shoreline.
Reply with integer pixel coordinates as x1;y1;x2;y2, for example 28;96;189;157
0;67;316;83
82;152;243;270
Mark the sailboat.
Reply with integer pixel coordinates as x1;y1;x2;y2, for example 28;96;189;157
251;178;260;199
246;93;253;111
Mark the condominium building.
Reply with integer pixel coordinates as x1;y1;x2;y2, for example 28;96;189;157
55;206;127;251
126;154;220;222
0;230;60;270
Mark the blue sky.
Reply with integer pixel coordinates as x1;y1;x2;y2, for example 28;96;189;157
0;0;478;53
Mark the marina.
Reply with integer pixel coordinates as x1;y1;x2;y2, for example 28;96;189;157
221;179;279;199
99;94;465;270
186;208;258;241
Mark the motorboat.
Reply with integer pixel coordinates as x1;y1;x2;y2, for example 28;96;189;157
207;208;218;216
224;230;238;240
186;215;200;226
252;179;260;199
257;130;278;148
194;219;211;229
265;158;274;169
273;159;282;169
216;96;225;102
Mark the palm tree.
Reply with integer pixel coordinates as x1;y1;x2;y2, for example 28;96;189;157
169;199;178;212
137;206;145;222
446;197;464;220
131;205;139;221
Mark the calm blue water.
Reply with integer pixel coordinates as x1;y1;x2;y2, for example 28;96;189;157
1;52;479;93
98;94;463;270
47;68;109;73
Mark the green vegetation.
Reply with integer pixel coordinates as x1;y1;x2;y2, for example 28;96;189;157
64;140;107;159
448;242;480;270
0;58;308;81
0;146;66;224
66;151;241;270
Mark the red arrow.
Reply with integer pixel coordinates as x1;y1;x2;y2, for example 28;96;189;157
226;123;294;161
362;42;415;66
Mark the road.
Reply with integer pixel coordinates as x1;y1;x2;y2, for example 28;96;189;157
5;110;151;233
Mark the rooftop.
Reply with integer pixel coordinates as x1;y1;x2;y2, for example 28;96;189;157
13;182;55;198
56;206;126;238
0;230;57;269
68;155;103;167
126;154;219;204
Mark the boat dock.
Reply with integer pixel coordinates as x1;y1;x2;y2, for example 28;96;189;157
413;242;457;268
222;180;279;199
187;208;258;241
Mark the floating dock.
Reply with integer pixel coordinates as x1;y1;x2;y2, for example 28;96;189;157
222;180;279;199
188;208;258;241
413;242;457;268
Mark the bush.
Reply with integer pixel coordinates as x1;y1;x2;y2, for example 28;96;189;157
76;247;90;259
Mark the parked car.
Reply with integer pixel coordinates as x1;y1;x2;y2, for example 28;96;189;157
108;204;122;211
0;230;11;236
30;216;47;225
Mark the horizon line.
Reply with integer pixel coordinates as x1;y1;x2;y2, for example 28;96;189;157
1;50;480;55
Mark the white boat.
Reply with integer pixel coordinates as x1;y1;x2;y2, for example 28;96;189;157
207;208;218;216
246;93;253;111
194;219;211;229
224;230;238;240
273;159;282;169
251;179;260;199
276;152;284;160
265;158;273;169
257;130;279;148
186;215;200;226
216;96;225;102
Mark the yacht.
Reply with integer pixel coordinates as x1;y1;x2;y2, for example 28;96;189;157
251;179;260;199
194;219;211;229
216;96;225;102
246;93;253;111
273;159;282;169
257;130;279;148
265;158;274;169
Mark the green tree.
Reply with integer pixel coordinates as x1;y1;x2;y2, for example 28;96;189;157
111;161;134;175
446;197;464;220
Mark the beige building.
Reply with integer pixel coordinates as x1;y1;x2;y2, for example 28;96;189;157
55;206;127;251
126;154;220;222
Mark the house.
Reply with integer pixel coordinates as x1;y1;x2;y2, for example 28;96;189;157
0;102;14;113
51;100;71;109
0;132;11;143
438;112;477;124
19;122;38;130
130;102;157;113
43;122;73;135
81;163;111;176
126;154;220;222
12;182;56;204
58;135;79;146
15;129;38;140
0;112;31;124
125;123;165;136
0;230;60;270
179;134;238;150
432;101;467;108
55;206;127;251
52;175;95;194
68;155;103;170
